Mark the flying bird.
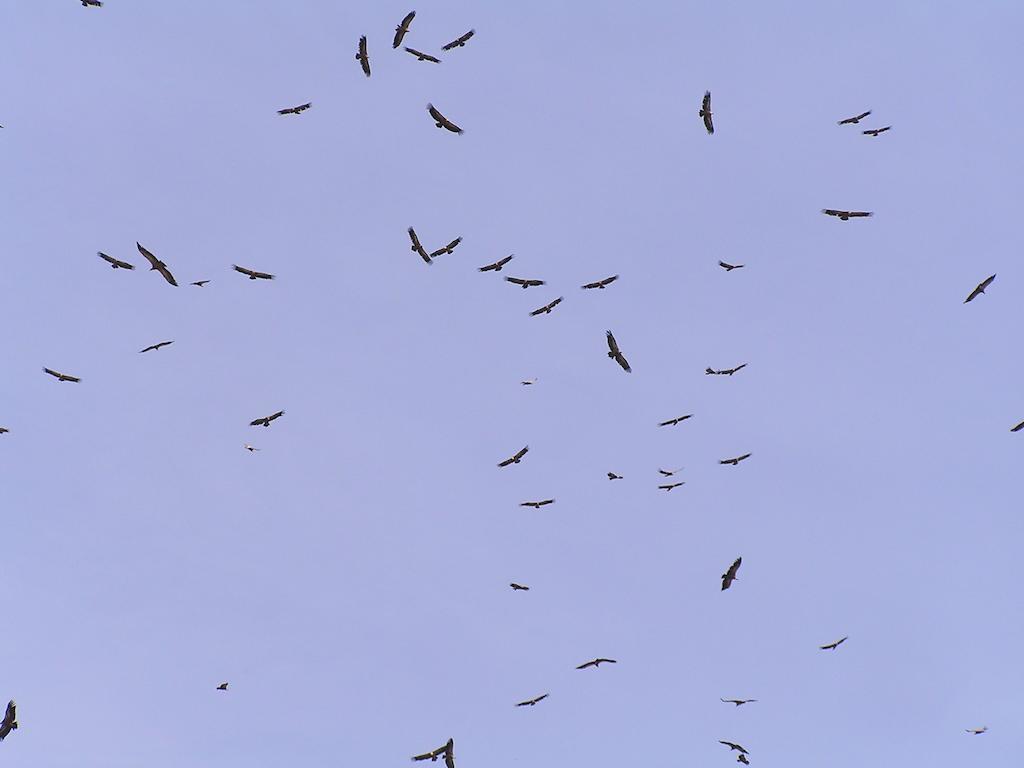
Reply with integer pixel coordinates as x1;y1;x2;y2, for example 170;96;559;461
0;700;16;742
427;104;463;134
479;255;514;272
658;468;682;477
250;410;285;427
718;261;744;271
139;340;174;354
509;583;530;591
606;330;631;372
966;726;988;735
576;658;617;669
81;0;103;6
721;557;742;590
719;741;748;755
700;91;714;134
520;499;554;508
964;274;996;303
837;110;871;125
356;36;371;77
659;482;685;491
393;11;415;48
430;237;462;258
505;276;545;289
822;209;872;221
407;228;432;264
1011;420;1024;432
720;453;752;466
607;472;623;480
137;242;178;286
658;414;693;427
442;29;475;50
721;699;758;707
277;102;312;115
520;379;537;386
43;367;80;383
530;297;563;316
498;445;529;467
244;444;260;452
819;636;848;651
404;47;440;63
516;694;549;707
191;280;210;287
97;251;134;270
863;126;891;137
411;739;452;763
216;683;229;691
581;275;619;290
232;264;275;280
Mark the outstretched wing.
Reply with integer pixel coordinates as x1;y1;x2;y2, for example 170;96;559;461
137;242;177;285
701;91;714;134
97;251;134;269
408;228;432;264
965;274;996;303
393;11;415;48
404;47;440;63
442;29;475;50
606;331;620;356
428;104;463;134
358;36;371;77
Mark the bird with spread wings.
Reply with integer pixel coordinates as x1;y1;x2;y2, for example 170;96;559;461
606;331;631;372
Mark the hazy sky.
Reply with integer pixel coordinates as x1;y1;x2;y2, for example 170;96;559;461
2;1;1023;766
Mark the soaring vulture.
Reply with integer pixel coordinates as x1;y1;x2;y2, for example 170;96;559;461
863;126;891;137
721;698;758;706
516;694;549;707
405;48;440;63
356;36;371;77
479;255;513;272
581;275;619;290
497;445;529;467
509;583;530;591
606;330;631;372
658;414;693;427
81;0;103;6
43;367;81;383
430;237;462;258
720;453;752;466
700;91;714;134
244;444;260;452
819;636;848;651
530;297;563;316
191;280;210;287
393;11;415;48
721;557;742;590
427;104;463;134
0;700;16;742
659;482;685;491
520;379;537;385
520;499;554;509
964;274;996;303
407;227;432;264
837;110;871;125
607;472;623;480
232;264;275;280
718;261;744;271
216;682;229;691
137;242;178;286
1011;420;1024;433
822;209;872;221
505;276;545;289
411;739;452;763
277;102;312;115
719;741;748;755
576;658;617;669
97;251;134;270
966;726;988;735
442;30;475;50
658;468;682;477
250;410;285;427
139;340;174;353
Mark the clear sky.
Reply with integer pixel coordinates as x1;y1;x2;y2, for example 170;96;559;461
2;1;1022;766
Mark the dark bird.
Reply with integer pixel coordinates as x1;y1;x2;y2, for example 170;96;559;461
442;29;475;50
0;700;16;742
407;227;432;264
700;91;714;134
966;726;988;735
404;47;440;63
658;414;693;427
737;755;750;765
659;482;685;491
530;297;563;316
607;472;623;480
720;453;752;466
137;242;178;286
244;444;260;452
721;557;742;590
232;264;275;280
428;104;463;134
97;251;134;270
516;694;549;707
277;102;312;116
719;741;748;755
81;0;103;6
719;261;744;271
819;636;848;651
216;683;228;691
250;410;285;427
964;274;996;303
581;275;619;290
520;499;554;508
1011;420;1024;433
837;110;871;125
191;280;210;287
393;11;415;48
479;255;513;272
43;367;80;383
822;209;872;221
721;698;758;707
411;739;452;763
506;276;545;289
520;379;537;385
139;340;174;354
430;237;463;258
576;658;617;670
356;36;371;77
510;583;530;591
606;330;631;372
658;468;682;476
498;445;529;467
863;126;891;137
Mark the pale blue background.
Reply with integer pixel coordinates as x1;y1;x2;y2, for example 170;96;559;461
1;1;1021;766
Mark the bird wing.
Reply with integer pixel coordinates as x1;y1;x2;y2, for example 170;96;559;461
253;270;275;280
576;660;595;669
1011;421;1024;432
701;91;714;133
601;274;619;286
506;276;526;286
581;281;599;289
98;251;134;269
513;446;529;461
268;411;284;422
358;36;370;76
393;11;415;48
443;29;474;49
822;209;844;217
614;352;631;372
606;331;620;355
232;264;256;277
445;237;462;251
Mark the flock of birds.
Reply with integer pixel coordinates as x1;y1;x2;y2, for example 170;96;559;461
1;2;1010;762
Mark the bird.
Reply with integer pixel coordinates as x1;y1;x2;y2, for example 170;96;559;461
232;264;274;280
505;276;545;289
81;0;103;6
837;110;871;125
428;104;463;134
719;741;748;755
411;739;452;763
442;30;475;50
498;445;529;467
721;557;742;590
718;261;744;271
863;126;891;137
139;340;174;354
520;499;554;508
393;11;415;48
658;468;682;477
659;482;685;491
509;583;530;591
737;755;750;765
43;367;81;383
137;242;178;286
530;297;563;316
700;91;714;134
721;699;758;706
520;379;537;386
1011;420;1024;432
404;47;440;63
216;683;229;691
190;280;210;287
0;700;16;742
822;209;872;221
576;658;617;669
430;237;462;258
250;410;285;427
720;453;752;466
606;330;631;372
819;636;848;651
581;275;619;290
244;444;260;452
479;255;514;272
356;36;370;77
964;274;996;303
607;472;623;480
407;228;432;264
97;251;134;270
516;694;549;707
966;726;988;735
658;414;693;427
277;102;312;116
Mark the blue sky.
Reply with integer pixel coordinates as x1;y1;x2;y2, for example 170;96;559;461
2;1;1022;766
